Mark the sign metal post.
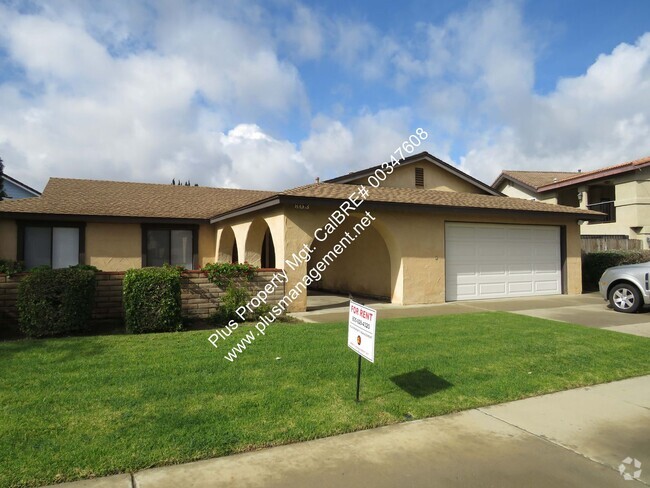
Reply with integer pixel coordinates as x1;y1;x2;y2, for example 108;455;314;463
347;298;377;402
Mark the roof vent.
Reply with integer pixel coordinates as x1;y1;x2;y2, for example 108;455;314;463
315;177;320;184
578;169;581;173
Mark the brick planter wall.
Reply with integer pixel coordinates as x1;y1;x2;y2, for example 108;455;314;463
0;269;285;329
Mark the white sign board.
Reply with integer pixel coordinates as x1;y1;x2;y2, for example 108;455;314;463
347;301;377;363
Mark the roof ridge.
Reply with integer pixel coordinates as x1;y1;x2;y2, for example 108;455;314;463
46;177;275;194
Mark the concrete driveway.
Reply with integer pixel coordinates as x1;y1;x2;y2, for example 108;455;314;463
292;291;650;337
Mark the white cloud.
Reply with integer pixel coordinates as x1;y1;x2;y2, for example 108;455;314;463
461;32;650;182
1;0;649;195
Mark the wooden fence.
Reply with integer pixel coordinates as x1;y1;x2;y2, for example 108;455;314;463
581;235;643;253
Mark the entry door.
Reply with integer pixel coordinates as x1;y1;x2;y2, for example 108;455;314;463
445;223;562;301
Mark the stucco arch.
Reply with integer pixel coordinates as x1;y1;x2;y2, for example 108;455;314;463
245;218;278;268
307;214;401;302
216;226;239;263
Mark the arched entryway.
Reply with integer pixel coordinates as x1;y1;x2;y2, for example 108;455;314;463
245;218;277;268
217;226;239;263
308;216;392;300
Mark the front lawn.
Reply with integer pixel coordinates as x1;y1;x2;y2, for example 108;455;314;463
1;312;649;487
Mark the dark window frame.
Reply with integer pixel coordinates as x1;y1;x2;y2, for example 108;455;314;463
17;221;86;268
141;224;199;269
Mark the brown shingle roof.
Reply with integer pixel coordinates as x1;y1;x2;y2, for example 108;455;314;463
210;182;603;220
0;178;275;221
537;155;650;190
498;171;581;191
495;155;650;192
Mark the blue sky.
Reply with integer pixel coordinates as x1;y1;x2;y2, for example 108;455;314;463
0;0;649;191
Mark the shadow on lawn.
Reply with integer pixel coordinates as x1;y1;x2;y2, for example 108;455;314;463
390;368;453;398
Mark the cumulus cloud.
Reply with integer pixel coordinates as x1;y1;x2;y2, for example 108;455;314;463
460;32;650;182
0;0;648;194
0;1;309;190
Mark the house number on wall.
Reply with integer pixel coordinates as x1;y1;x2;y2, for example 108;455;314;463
294;204;310;210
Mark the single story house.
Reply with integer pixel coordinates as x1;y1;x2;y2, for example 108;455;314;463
2;174;41;199
492;155;650;249
0;152;602;312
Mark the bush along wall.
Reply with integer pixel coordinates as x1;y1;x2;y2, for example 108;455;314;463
17;267;97;338
582;250;650;291
202;262;264;324
123;266;183;333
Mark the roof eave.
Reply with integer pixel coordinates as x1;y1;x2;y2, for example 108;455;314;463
3;174;41;196
0;211;210;224
538;161;650;191
492;173;542;194
209;193;605;223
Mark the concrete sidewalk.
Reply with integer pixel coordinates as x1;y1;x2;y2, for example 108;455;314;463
48;375;650;488
291;292;650;337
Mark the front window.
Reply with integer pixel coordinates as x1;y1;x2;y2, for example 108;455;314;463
22;224;82;269
144;226;196;269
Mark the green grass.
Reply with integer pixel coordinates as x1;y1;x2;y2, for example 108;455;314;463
1;312;649;487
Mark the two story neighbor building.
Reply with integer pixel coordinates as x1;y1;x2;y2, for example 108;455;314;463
493;156;650;249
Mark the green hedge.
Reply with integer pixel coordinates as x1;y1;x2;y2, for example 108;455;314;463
0;259;24;277
17;267;96;337
123;266;183;333
582;250;650;291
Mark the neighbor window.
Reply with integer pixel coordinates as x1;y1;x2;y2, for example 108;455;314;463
20;224;83;269
143;226;197;269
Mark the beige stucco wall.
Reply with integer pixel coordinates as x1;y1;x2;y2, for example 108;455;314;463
198;223;216;267
0;219;17;260
308;217;392;298
85;222;142;271
347;162;486;194
282;205;583;311
498;181;558;204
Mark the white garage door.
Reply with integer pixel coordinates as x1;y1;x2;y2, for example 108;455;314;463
445;223;562;301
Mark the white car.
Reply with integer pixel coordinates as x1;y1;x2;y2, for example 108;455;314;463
599;262;650;313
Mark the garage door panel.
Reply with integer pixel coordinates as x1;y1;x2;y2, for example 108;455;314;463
446;223;561;301
478;263;506;276
535;280;560;292
478;282;507;295
508;282;534;293
508;263;533;275
456;284;478;299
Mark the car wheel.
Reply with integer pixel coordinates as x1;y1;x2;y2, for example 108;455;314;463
608;284;642;313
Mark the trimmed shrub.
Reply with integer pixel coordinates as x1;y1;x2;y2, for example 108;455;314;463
212;284;251;325
582;250;650;291
123;266;182;333
17;267;96;337
0;259;25;277
202;262;257;288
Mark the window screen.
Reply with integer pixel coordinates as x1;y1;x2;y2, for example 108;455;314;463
171;230;193;269
146;230;170;267
52;227;80;268
24;227;52;269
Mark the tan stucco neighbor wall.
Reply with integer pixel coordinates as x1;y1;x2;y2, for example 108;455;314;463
348;163;486;193
85;222;142;271
0;219;17;261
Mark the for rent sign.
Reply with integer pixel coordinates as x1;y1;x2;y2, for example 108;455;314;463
347;301;377;363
